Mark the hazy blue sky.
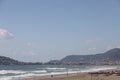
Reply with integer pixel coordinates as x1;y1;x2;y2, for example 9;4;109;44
0;0;120;62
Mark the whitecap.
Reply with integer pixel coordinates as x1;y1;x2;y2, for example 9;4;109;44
0;70;26;75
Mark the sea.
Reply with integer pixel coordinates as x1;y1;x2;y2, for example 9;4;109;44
0;65;118;80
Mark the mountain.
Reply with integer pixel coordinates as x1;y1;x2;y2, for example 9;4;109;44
49;48;120;65
0;56;25;65
61;48;120;64
1;48;120;65
0;56;42;65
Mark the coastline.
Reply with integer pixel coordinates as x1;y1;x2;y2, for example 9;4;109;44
24;68;120;80
0;65;118;80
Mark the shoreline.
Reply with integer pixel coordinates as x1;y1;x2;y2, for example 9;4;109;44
24;68;120;80
0;65;118;80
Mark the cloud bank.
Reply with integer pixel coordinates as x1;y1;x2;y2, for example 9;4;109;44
0;29;14;40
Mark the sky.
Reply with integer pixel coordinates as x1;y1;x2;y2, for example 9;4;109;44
0;0;120;62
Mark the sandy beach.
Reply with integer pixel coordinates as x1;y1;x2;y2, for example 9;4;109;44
24;69;120;80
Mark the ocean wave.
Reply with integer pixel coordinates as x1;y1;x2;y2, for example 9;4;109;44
45;67;66;70
0;70;27;75
0;77;12;80
81;66;117;72
0;66;118;80
32;70;47;73
0;73;34;80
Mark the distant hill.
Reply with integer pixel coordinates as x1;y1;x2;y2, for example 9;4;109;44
48;48;120;65
1;48;120;65
0;56;42;65
0;56;25;65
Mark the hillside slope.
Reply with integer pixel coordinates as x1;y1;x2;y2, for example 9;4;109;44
60;48;120;64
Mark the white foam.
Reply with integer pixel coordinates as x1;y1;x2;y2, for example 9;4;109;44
81;66;117;72
0;70;26;75
32;70;47;73
46;67;66;70
0;66;117;80
0;77;12;80
0;73;38;80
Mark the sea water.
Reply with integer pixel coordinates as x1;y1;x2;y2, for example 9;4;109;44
0;65;118;80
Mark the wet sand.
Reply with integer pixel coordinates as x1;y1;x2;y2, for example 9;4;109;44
24;69;120;80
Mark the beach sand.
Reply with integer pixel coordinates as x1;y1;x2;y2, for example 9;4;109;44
24;70;120;80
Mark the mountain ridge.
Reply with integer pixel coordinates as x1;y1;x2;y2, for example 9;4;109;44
48;48;120;65
0;56;42;65
0;48;120;65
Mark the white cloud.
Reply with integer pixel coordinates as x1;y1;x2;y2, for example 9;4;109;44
0;29;14;40
26;42;32;46
88;48;97;51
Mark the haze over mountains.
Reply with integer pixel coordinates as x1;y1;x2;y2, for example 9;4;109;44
61;48;120;62
0;56;42;65
0;48;120;65
49;48;120;65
